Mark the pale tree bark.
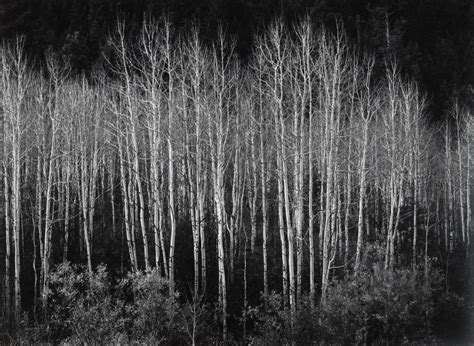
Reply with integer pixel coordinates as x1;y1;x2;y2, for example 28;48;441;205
182;31;208;293
305;45;316;302
209;30;235;340
3;163;11;325
229;84;247;286
343;62;358;269
320;28;345;302
259;104;269;299
253;52;270;298
444;123;454;253
466;114;472;247
454;103;466;246
119;27;150;272
248;119;258;256
254;50;270;299
292;20;312;302
1;40;30;323
271;21;296;315
41;80;58;305
354;59;375;274
62;145;72;262
109;23;153;272
163;23;177;294
401;83;425;271
140;21;165;274
186;31;208;292
383;66;407;270
116;125;138;272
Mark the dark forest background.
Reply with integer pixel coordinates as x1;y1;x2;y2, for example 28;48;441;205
1;0;473;121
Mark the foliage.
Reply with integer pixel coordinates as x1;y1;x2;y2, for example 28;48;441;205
45;262;125;343
247;264;449;344
21;263;190;344
246;292;293;344
321;264;436;344
118;269;184;343
14;261;467;344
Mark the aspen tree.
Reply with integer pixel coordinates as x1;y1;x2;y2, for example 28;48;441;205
1;39;30;322
185;30;208;292
3;162;11;325
263;20;293;311
466;113;472;247
247;102;259;256
177;34;202;293
253;49;270;298
454;103;467;245
1;46;12;324
139;20;166;273
444;123;454;253
41;55;64;301
61;123;73;261
292;20;313;301
209;28;235;340
229;80;246;285
268;20;296;313
400;82;425;270
162;21;177;293
77;80;94;274
125;68;150;272
343;58;359;269
383;66;407;270
110;22;149;272
31;75;47;305
320;27;345;301
107;78;137;271
354;59;375;274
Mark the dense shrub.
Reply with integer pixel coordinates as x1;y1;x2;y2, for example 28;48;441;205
118;269;184;343
17;261;464;344
45;262;123;343
22;263;188;343
321;264;436;343
246;292;293;344
248;264;446;344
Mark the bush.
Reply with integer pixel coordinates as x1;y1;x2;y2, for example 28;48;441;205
45;262;124;343
118;269;184;343
247;292;293;345
18;261;462;344
247;292;320;345
247;264;447;344
28;263;187;344
321;264;435;343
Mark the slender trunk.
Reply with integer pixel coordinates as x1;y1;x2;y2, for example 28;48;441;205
12;130;21;323
456;118;466;245
355;121;369;273
87;135;99;269
467;140;471;246
344;160;351;269
413;163;418;270
131;128;150;271
118;136;137;272
281;123;295;314
260;139;269;298
258;65;269;299
63;159;71;261
168;123;176;294
4;166;11;325
42;118;56;305
277;152;288;304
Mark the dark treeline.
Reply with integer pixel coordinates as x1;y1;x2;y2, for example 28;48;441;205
1;0;473;121
0;12;473;345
